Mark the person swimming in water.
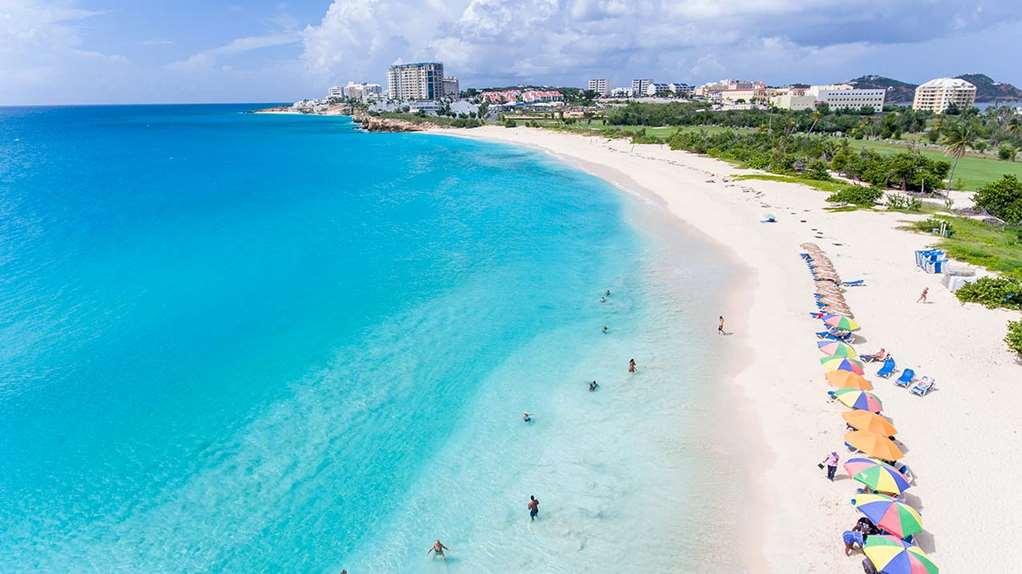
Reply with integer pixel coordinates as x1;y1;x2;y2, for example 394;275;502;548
522;411;532;423
628;358;637;373
588;380;599;392
605;289;611;297
528;495;540;521
427;539;449;560
602;325;609;334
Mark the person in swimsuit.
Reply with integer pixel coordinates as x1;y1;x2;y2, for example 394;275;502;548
602;325;609;334
588;380;599;392
522;411;532;423
427;539;449;560
628;358;637;373
718;316;725;335
528;496;540;521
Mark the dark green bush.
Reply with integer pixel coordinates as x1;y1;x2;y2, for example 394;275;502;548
974;175;1022;225
827;186;883;206
1007;320;1022;356
503;119;518;128
956;276;1022;309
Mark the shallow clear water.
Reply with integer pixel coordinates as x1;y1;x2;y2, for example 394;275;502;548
0;105;740;572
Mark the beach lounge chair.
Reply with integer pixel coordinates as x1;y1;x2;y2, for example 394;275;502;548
894;368;915;388
877;358;896;378
911;377;935;396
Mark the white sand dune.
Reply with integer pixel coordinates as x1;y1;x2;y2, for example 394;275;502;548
433;126;1021;573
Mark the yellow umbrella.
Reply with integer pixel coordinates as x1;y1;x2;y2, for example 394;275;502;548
842;411;897;435
845;430;903;461
827;371;873;390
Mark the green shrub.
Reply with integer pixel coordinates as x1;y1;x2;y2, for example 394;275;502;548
1007;320;1022;356
503;119;518;128
999;144;1017;161
827;186;883;206
885;193;922;211
974;175;1022;225
807;159;831;181
956;276;1022;309
913;217;955;237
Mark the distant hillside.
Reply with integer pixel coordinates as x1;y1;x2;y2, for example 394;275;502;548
846;73;1022;103
847;75;917;103
956;74;1022;102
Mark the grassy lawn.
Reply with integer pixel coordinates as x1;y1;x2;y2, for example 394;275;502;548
846;139;1022;191
732;174;851;193
909;216;1022;280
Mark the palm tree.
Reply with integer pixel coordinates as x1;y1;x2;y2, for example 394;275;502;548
940;119;978;200
807;109;824;135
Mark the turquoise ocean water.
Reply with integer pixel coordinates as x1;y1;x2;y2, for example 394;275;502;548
0;105;741;572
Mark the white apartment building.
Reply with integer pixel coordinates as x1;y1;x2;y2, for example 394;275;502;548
442;77;460;98
668;82;693;97
631;79;653;97
808;84;885;112
327;86;344;100
587;78;610;97
645;83;671;97
387;62;445;101
912;78;977;113
610;87;631;98
770;92;817;111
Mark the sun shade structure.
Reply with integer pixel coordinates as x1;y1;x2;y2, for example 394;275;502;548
818;341;859;358
833;389;883;412
827;371;873;390
852;495;924;540
824;315;861;331
844;457;911;495
841;411;896;435
822;356;865;375
863;535;937;574
845;430;904;460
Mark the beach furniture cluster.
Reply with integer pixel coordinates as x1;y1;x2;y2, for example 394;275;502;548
801;243;939;574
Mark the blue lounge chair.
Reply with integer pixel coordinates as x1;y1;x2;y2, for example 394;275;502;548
877;358;896;378
911;377;935;396
894;368;915;388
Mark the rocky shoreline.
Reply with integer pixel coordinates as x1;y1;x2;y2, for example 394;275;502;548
353;113;432;132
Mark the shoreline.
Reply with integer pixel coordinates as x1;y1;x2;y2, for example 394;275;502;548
427;125;1021;572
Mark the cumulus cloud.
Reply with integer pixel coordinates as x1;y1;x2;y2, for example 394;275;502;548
301;0;1020;86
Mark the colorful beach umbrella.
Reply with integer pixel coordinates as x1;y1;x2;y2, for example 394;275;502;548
842;411;896;435
833;389;883;412
817;341;858;358
845;430;904;461
863;535;938;574
827;371;873;391
821;356;865;375
855;466;912;496
824;315;861;331
852;495;924;539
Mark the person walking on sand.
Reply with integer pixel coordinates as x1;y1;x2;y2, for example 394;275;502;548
916;287;929;303
528;495;540;521
821;451;840;481
628;358;637;373
718;315;726;335
427;539;449;560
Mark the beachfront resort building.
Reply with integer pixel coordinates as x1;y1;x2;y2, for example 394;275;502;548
339;82;382;102
645;83;672;97
804;84;885;112
695;79;765;98
387;62;444;101
588;78;610;97
442;77;460;98
631;79;653;98
481;89;521;104
610;87;632;98
769;88;817;111
521;90;563;103
912;78;977;113
327;86;344;100
668;82;694;97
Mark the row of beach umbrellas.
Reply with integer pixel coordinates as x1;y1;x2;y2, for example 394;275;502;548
803;245;937;573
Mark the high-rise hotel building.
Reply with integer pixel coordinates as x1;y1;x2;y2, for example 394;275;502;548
387;62;445;101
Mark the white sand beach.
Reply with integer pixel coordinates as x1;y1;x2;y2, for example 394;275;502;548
433;126;1022;573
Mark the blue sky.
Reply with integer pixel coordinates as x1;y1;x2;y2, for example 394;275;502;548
2;0;1020;105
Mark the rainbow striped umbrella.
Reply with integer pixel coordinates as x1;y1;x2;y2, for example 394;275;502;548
852;494;923;539
863;535;938;574
821;356;865;375
824;315;861;331
832;389;883;412
817;340;858;358
844;458;911;495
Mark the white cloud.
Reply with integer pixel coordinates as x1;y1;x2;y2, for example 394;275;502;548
167;31;302;72
300;0;1021;87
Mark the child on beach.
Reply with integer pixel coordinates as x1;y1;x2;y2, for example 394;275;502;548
820;451;840;480
842;529;866;555
916;287;929;303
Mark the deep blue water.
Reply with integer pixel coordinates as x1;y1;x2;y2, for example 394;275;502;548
0;105;738;572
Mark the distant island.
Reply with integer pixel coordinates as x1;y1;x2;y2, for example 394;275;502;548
850;73;1022;103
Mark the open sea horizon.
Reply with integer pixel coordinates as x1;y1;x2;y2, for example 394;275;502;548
0;105;743;573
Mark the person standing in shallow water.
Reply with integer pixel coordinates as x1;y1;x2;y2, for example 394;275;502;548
528;495;540;521
427;539;449;560
628;358;637;373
